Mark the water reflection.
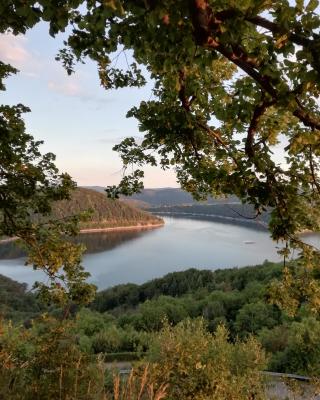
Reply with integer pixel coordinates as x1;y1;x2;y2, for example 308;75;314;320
0;229;152;260
1;217;320;290
0;241;25;260
76;230;152;254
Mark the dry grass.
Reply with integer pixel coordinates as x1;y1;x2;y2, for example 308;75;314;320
109;365;168;400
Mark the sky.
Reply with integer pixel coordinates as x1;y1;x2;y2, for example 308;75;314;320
0;22;179;188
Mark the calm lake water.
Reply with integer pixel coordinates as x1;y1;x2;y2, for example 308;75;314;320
0;217;319;290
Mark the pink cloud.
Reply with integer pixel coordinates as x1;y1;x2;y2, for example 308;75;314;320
0;34;30;68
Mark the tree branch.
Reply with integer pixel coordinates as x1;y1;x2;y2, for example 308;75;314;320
189;1;320;134
245;15;312;48
189;0;277;97
293;98;320;131
178;70;191;112
245;98;275;158
212;43;277;97
308;145;320;195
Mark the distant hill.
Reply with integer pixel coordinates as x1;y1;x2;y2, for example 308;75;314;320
53;188;163;229
82;186;107;194
0;274;42;321
124;188;241;207
82;187;270;229
83;186;239;208
149;204;270;230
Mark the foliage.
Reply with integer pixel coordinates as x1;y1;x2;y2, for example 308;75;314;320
0;274;43;322
269;246;320;316
0;315;165;400
0;65;96;306
4;261;320;378
260;317;320;376
93;262;283;313
74;308;148;356
234;301;280;337
146;318;266;400
89;263;320;375
0;317;107;400
1;0;320;312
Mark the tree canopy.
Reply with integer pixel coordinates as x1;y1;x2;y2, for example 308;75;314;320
1;0;320;311
0;65;96;306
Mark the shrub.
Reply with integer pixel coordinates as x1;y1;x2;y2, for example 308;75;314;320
147;318;267;400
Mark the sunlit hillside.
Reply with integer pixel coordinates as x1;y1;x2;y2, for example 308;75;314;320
53;188;163;229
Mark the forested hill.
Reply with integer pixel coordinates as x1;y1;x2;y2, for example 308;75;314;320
149;204;270;229
85;187;269;228
84;186;239;208
3;263;320;377
123;188;239;207
53;188;163;229
0;274;42;321
92;263;282;312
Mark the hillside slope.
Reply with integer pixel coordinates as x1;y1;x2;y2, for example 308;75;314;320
53;188;163;229
122;188;239;207
84;186;239;208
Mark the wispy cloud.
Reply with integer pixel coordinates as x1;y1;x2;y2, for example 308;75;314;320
0;34;29;67
47;74;113;106
48;80;83;97
0;34;113;105
0;33;41;76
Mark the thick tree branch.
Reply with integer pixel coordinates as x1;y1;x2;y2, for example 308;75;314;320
245;15;313;48
178;70;191;112
196;121;242;169
293;98;320;131
196;121;226;147
189;0;277;97
246;15;320;76
308;145;320;195
212;43;277;97
212;8;317;50
213;12;316;49
189;0;320;133
245;98;275;158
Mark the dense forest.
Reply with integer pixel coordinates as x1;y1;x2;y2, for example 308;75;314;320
52;188;163;229
2;261;320;379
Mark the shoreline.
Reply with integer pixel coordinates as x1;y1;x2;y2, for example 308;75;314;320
0;236;18;244
0;223;164;244
79;223;164;234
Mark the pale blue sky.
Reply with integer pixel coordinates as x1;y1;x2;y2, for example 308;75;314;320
0;22;178;187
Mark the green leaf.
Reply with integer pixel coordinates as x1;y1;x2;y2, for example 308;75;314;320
306;0;319;12
296;0;304;11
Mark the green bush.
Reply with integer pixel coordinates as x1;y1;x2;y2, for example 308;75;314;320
0;317;106;400
147;318;267;400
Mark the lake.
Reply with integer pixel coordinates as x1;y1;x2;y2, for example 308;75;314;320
0;217;319;290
